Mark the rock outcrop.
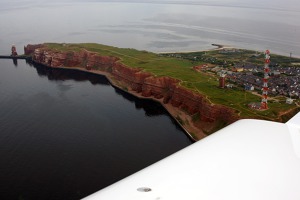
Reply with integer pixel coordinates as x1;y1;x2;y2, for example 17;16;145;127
24;44;45;55
25;44;239;137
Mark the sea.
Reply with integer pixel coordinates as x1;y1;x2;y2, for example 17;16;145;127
0;0;299;57
0;0;299;199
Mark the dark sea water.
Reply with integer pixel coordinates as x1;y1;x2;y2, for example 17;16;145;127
0;59;192;200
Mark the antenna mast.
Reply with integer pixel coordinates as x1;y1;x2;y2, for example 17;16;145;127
260;50;270;110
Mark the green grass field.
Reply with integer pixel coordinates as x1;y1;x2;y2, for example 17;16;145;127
45;43;299;121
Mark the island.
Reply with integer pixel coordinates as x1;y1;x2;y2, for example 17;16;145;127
23;43;300;140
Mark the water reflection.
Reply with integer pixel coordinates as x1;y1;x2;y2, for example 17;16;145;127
30;61;189;135
111;79;189;134
0;58;192;200
31;62;110;85
114;88;167;117
12;58;18;66
31;62;179;119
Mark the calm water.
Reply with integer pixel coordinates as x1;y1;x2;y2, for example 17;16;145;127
0;0;300;57
0;59;192;199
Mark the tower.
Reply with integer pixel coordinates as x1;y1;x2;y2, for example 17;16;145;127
219;74;226;88
260;50;270;109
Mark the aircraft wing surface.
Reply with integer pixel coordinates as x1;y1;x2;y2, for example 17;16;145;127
84;112;300;200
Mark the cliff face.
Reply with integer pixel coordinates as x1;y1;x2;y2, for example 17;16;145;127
26;45;239;134
24;44;45;55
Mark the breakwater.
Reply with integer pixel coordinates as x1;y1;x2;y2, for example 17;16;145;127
0;55;30;59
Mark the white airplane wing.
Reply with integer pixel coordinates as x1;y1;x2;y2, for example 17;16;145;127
83;112;300;200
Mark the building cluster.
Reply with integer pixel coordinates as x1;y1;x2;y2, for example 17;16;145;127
202;63;300;98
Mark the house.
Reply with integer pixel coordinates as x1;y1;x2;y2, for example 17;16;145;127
286;98;293;104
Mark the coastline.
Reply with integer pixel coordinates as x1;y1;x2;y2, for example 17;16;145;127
52;65;206;141
29;41;300;140
25;43;245;141
157;43;233;54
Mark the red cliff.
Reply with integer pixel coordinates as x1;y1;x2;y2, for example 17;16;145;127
26;44;239;138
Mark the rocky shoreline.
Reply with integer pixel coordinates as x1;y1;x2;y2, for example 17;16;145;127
24;44;239;140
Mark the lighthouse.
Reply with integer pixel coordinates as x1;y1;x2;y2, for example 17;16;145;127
219;74;226;88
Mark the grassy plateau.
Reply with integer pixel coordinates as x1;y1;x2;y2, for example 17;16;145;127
45;43;300;122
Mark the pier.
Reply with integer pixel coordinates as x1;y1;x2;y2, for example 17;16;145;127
0;55;31;66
